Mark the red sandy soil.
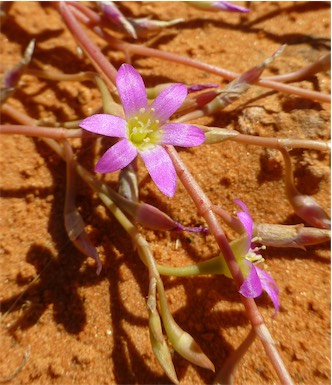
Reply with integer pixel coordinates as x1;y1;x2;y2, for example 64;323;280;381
0;2;330;385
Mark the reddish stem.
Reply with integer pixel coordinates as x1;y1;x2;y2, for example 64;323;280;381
58;2;118;89
165;145;294;385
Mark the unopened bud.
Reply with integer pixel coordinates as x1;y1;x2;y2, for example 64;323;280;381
187;1;249;13
136;203;207;233
203;46;284;114
254;223;330;248
186;83;219;93
110;184;206;232
291;194;331;229
136;203;178;231
281;148;330;230
176;89;220;115
129;17;183;36
99;1;137;39
204;127;239;144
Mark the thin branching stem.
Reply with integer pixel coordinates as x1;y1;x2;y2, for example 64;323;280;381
65;3;329;103
58;2;117;89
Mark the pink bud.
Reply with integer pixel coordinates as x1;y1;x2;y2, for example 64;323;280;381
292;194;331;229
254;223;330;248
136;203;178;231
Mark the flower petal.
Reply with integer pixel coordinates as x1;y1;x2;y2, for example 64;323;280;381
140;146;176;197
236;211;253;248
95;139;137;174
239;263;263;298
151;84;187;123
116;64;148;118
79;114;127;138
256;266;280;313
234;199;250;214
161;123;205;147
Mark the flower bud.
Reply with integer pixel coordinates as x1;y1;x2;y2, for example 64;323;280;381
204;128;239;144
291;194;331;229
254;223;331;248
99;1;137;38
187;1;250;13
129;17;184;36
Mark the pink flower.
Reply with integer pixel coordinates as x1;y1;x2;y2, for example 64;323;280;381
79;64;205;197
234;199;280;314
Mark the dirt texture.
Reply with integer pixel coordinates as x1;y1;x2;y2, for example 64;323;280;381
0;2;330;385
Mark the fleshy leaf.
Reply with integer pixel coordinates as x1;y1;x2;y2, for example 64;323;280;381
149;311;179;385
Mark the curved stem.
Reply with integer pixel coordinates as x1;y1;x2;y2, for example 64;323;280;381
64;2;330;104
108;39;330;104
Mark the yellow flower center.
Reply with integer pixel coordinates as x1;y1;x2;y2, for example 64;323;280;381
245;237;266;264
127;107;163;150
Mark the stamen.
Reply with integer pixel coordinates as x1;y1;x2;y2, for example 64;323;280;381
252;236;263;243
139;107;146;114
246;251;265;264
252;245;266;253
